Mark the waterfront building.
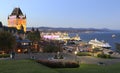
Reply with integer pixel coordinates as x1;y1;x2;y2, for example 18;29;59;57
41;32;70;41
8;7;26;32
16;39;32;53
71;34;81;41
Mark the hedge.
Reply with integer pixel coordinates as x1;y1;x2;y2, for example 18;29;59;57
77;52;91;56
36;60;79;68
97;54;111;58
0;54;10;58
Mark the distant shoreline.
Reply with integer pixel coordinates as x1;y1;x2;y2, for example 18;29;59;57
27;27;119;33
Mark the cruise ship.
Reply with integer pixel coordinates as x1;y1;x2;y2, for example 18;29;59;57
88;38;111;49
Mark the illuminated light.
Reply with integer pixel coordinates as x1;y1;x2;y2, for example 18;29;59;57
74;51;77;55
18;49;21;53
35;44;38;49
92;46;95;49
2;51;5;54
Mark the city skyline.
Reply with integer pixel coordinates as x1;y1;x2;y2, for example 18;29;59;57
0;0;120;30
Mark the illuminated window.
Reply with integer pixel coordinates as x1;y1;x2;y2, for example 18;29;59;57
22;43;29;45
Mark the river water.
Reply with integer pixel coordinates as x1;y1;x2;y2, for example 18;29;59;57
69;31;120;51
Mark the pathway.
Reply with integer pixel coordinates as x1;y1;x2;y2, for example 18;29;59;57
1;53;120;65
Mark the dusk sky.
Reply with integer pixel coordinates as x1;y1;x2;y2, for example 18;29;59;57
0;0;120;30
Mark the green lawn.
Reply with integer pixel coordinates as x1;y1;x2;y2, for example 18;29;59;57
0;59;120;73
56;63;120;73
0;60;58;73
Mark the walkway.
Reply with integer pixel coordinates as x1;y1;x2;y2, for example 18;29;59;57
1;53;120;65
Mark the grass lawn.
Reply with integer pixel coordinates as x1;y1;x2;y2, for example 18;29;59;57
56;63;120;73
0;60;58;73
0;59;120;73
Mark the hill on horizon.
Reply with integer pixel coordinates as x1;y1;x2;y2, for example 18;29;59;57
27;27;113;33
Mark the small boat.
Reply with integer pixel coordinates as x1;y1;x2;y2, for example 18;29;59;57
112;34;116;38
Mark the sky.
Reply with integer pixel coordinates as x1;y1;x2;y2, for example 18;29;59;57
0;0;120;30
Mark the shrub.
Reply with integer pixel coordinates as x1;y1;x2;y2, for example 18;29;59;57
0;54;10;58
97;54;111;58
36;60;79;68
77;52;91;56
59;55;64;59
53;55;64;59
54;55;58;59
65;62;79;68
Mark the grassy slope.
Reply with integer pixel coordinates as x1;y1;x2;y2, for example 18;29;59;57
0;60;120;73
56;63;120;73
0;60;58;73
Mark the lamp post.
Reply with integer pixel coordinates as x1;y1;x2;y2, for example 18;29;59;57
92;46;95;56
74;51;77;62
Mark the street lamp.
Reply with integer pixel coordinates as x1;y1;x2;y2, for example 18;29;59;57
74;51;77;62
74;51;77;55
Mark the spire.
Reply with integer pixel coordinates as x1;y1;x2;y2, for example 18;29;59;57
11;7;23;16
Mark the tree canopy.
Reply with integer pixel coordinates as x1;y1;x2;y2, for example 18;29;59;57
27;29;41;42
0;31;16;52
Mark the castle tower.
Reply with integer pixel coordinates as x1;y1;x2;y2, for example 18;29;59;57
8;7;26;32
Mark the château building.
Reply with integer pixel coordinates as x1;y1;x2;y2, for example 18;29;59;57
8;7;26;32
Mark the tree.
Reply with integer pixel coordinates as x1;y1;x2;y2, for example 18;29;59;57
0;31;16;53
43;44;58;53
31;27;35;32
26;29;41;52
27;31;40;42
41;40;61;53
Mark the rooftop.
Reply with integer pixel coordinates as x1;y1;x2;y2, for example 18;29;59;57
10;7;23;16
